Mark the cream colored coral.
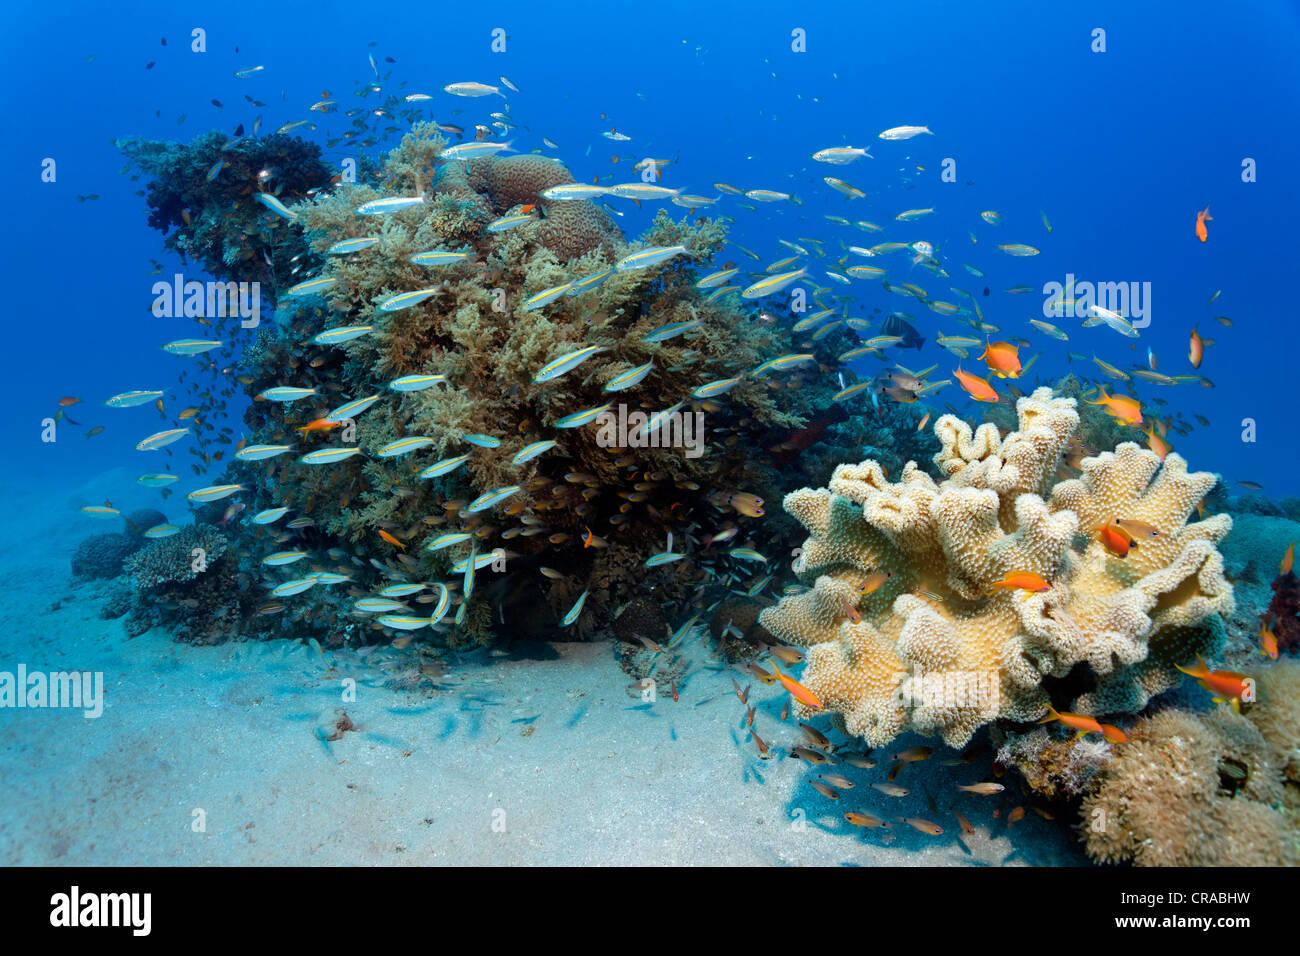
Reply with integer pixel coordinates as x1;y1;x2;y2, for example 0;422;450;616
759;387;1234;748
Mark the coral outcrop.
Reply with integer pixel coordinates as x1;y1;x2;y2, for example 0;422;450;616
1079;687;1299;866
759;387;1234;748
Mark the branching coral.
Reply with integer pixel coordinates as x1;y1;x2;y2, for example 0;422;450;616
758;387;1234;748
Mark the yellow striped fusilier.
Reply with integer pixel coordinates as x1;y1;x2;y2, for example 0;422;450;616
696;268;738;288
554;403;611;428
728;548;767;562
561;589;589;626
388;374;446;392
310;325;372;345
520;283;573;312
691;376;742;399
235;444;294;461
311;572;352;586
615;245;687;272
375;436;435;458
847;265;886;279
704;285;739;302
603;361;654;393
143;524;180;538
286;276;337;297
162;339;222;356
323;394;382;422
637;401;684;438
450;552;498;574
271;578;318;597
465;485;522;514
642;319;701;343
752;353;814;376
255;192;297;220
792;309;833;332
511;440;558;465
742;268;807;299
80;505;120;518
565;269;611;296
486;212;535;233
832;381;873;402
998;243;1040;257
186;484;245;502
863;336;903;349
377;614;429;630
811;320;843;340
409;249;472;266
426;532;472;552
419;454;470;478
135;428;190;451
377;288;439;312
262;550;308;566
378;583;426;597
354;598;409;614
645;552;685;567
428;583;451;626
137;474;180;486
251;507;290;525
299;447;363;464
533;345;609;383
463;434;501;448
105;389;164;407
257;386;317;402
461;543;478;600
355;195;425;216
327;237;379;255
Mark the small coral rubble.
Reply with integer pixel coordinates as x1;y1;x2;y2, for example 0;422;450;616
759;387;1234;748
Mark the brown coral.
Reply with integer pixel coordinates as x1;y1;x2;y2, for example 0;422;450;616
1079;703;1298;866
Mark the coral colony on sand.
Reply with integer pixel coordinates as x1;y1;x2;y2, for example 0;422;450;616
759;388;1233;747
89;118;1297;866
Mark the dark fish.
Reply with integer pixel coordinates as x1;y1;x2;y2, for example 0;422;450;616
145;61;155;69
879;314;924;350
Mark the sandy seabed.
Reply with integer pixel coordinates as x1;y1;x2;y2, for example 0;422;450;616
0;474;1086;866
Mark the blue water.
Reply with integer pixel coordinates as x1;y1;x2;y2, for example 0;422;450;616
4;0;1299;497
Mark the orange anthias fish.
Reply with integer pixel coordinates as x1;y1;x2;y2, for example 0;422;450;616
1188;326;1204;368
1113;519;1161;541
1085;388;1142;426
1281;541;1295;575
1099;724;1127;744
1096;522;1137;558
378;529;406;550
1175;655;1252;711
1195;205;1212;242
954;365;998;403
1258;623;1278;660
1038;703;1103;737
768;660;822;710
1143;425;1172;460
297;418;343;434
978;340;1022;377
990;571;1050;593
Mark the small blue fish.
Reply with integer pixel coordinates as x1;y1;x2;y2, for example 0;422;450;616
554;403;611;428
645;552;686;568
463;433;502;448
561;589;589;626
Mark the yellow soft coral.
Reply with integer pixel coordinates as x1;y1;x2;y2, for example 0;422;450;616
758;387;1234;748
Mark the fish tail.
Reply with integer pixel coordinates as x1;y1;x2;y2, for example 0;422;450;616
1037;703;1060;724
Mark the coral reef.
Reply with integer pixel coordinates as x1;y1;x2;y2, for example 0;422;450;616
1264;571;1300;654
115;131;333;286
1079;691;1299;866
759;387;1234;748
71;533;139;580
122;525;252;645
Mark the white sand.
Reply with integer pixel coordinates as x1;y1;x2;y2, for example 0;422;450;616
0;476;1086;866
